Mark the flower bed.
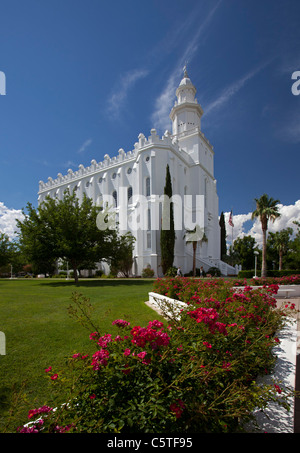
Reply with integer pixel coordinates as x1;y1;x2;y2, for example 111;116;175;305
152;276;300;302
17;280;297;434
232;274;300;287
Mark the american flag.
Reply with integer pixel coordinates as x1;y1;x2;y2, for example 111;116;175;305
228;210;234;227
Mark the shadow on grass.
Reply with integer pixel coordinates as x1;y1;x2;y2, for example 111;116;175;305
40;278;156;288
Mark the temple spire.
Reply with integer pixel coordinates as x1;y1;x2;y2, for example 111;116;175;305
183;62;188;78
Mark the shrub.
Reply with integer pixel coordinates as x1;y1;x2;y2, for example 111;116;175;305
207;266;221;277
238;270;255;279
165;267;178;277
17;284;295;434
95;270;104;278
141;267;155;278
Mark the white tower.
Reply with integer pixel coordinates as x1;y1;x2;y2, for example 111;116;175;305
170;67;220;265
170;66;204;137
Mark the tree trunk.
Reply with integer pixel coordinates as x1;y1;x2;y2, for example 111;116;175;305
72;262;79;284
261;229;267;278
279;250;283;270
193;242;197;277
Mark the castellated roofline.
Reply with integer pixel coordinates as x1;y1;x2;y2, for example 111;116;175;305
38;128;189;193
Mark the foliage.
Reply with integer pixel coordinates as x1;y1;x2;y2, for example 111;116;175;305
16;279;296;434
141;267;155;278
267;228;293;271
164;267;178;277
0;237;27;277
285;221;300;270
160;165;175;275
110;232;135;277
219;212;227;260
251;194;281;278
207;266;221;277
17;190;118;283
0;233;13;268
233;236;258;270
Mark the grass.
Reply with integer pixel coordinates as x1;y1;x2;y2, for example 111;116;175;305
0;277;160;432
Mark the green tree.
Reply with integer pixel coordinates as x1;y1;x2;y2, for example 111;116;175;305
17;190;117;283
219;212;227;260
285;221;300;269
267;228;293;270
160;165;175;275
251;194;281;278
0;233;12;268
16;201;58;276
110;232;135;277
233;235;257;270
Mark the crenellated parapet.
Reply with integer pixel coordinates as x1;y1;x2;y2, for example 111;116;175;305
38;129;184;193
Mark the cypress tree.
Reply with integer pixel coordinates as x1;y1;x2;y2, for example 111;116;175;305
219;212;227;260
160;165;175;274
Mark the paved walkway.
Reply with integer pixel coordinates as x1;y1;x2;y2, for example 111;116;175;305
277;296;300;433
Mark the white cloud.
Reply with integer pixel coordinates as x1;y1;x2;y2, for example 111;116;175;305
107;69;149;119
224;212;253;242
77;138;92;154
0;202;24;240
224;200;300;247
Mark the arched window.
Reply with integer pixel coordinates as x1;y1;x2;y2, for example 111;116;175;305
146;177;150;197
128;186;133;204
112;190;117;207
147;208;151;231
204;178;208;208
146;208;151;249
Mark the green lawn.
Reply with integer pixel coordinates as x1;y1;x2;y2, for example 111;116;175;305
0;277;160;432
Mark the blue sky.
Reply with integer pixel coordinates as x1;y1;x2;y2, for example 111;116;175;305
0;0;300;242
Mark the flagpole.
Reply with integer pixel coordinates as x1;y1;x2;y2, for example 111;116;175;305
228;209;234;266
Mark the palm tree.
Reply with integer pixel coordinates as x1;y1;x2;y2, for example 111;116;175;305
184;225;207;277
272;228;293;270
251;194;281;277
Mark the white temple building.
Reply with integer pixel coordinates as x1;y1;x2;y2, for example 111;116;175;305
38;68;237;277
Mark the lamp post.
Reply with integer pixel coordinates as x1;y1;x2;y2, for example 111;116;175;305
253;251;259;278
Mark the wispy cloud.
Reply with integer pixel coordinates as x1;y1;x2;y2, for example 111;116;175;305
205;59;273;117
77;138;92;154
107;69;149;119
62;160;77;168
151;1;223;133
277;107;300;144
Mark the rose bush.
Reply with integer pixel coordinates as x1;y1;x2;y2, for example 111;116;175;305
17;280;296;433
